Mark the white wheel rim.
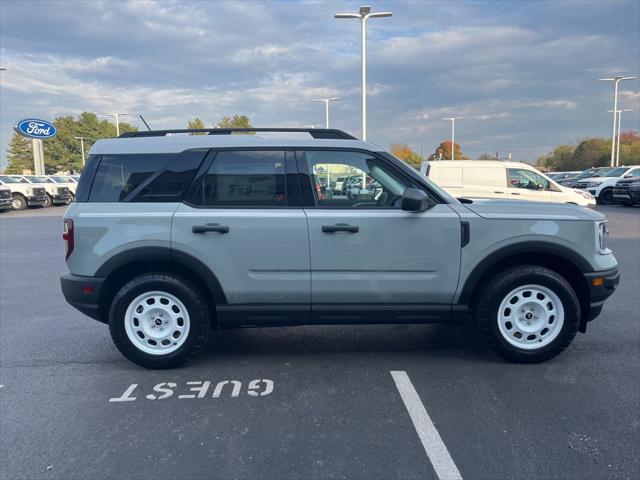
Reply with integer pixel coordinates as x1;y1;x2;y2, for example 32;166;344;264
124;291;191;355
12;198;22;209
497;284;564;350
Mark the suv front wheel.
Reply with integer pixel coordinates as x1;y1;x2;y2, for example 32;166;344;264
108;273;210;369
476;265;580;363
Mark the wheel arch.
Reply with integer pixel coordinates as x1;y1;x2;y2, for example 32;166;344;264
459;242;591;330
96;247;227;325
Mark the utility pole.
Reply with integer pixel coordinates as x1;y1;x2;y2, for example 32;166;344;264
313;98;341;128
74;136;86;167
335;6;392;141
100;113;129;137
443;117;464;160
598;76;636;166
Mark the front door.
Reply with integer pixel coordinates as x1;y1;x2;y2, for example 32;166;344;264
507;167;552;202
299;149;462;314
172;149;310;322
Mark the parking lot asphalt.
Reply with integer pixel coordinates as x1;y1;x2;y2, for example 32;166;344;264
0;205;638;480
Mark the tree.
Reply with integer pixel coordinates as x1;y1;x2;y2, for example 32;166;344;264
215;114;252;129
571;138;609;170
4;133;33;174
43;112;137;173
187;118;206;134
535;144;575;171
478;153;496;160
390;143;423;168
428;141;469;161
618;131;640;165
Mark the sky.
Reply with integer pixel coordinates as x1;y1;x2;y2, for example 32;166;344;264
0;0;639;168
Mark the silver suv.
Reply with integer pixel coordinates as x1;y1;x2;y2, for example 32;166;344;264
60;128;619;368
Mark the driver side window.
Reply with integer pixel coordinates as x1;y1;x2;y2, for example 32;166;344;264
302;150;411;208
508;168;550;191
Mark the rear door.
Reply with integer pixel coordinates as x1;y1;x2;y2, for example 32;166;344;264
171;149;311;316
298;149;462;315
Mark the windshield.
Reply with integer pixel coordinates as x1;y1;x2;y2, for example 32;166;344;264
24;175;52;183
51;176;70;183
605;167;628;177
0;175;21;184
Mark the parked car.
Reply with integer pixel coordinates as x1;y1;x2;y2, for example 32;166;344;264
11;175;72;207
0;186;12;212
574;166;640;204
60;127;618;368
424;160;595;206
49;175;77;200
547;171;580;181
557;167;613;188
0;175;47;210
612;177;640;206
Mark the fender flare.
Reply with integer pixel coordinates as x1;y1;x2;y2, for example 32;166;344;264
457;241;592;304
95;246;227;305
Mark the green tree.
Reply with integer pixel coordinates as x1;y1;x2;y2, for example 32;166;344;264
478;153;496;160
428;141;469;161
390;143;423;168
618;131;640;165
215;114;252;129
571;138;610;170
187;118;206;134
44;112;137;173
535;144;575;171
4;133;33;174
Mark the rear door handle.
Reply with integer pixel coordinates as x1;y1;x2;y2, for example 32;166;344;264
494;190;504;194
511;192;521;196
322;223;359;233
192;223;229;234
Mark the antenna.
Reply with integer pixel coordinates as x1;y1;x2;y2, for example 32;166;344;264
139;115;152;131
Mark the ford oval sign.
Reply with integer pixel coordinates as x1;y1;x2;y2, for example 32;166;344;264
14;119;57;139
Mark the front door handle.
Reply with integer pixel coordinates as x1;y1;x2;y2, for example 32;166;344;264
511;192;521;196
322;223;359;233
494;190;504;194
192;223;230;234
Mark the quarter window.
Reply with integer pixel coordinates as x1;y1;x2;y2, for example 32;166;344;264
193;150;287;207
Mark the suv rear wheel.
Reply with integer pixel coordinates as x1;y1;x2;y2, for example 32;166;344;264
108;273;210;369
476;265;580;363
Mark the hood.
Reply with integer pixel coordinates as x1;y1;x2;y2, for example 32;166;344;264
461;198;604;221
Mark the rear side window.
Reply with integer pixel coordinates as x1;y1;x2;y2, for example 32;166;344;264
190;150;287;207
74;155;101;202
89;154;172;202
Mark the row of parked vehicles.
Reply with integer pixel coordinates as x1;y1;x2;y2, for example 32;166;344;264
0;174;79;212
548;165;640;206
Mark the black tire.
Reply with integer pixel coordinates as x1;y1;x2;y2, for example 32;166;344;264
43;193;53;208
597;188;613;205
108;273;210;369
475;265;580;363
11;194;27;210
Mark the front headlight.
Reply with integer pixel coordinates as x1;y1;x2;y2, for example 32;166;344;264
597;221;609;254
586;182;600;187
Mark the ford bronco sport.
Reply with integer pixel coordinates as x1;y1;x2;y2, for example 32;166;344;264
60;128;619;369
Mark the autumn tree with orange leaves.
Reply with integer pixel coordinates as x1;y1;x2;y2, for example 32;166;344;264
429;141;469;161
390;143;423;168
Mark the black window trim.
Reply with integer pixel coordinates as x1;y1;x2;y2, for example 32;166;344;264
182;147;304;209
294;147;448;209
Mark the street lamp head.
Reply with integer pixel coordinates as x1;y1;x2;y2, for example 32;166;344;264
73;136;84;140
359;6;371;15
334;13;360;19
369;12;392;18
329;97;342;101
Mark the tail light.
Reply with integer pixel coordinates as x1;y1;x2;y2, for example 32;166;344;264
63;219;74;260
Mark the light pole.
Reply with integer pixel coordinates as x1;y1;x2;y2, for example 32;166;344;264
607;109;633;166
313;98;341;128
100;112;128;137
443;117;464;160
335;6;392;141
598;76;636;167
74;136;86;167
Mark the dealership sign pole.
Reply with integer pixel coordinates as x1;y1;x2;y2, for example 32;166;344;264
13;119;57;175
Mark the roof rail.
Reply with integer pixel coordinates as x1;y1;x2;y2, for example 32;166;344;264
118;128;357;140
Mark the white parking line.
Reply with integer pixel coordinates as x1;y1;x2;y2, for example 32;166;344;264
390;371;463;480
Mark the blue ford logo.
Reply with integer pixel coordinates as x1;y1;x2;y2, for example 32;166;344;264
14;118;57;139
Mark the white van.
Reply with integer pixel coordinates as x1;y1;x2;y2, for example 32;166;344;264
423;160;595;207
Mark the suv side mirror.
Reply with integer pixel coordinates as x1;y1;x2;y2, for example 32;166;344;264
401;188;431;212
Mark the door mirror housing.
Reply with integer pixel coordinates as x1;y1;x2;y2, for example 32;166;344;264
401;188;432;212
